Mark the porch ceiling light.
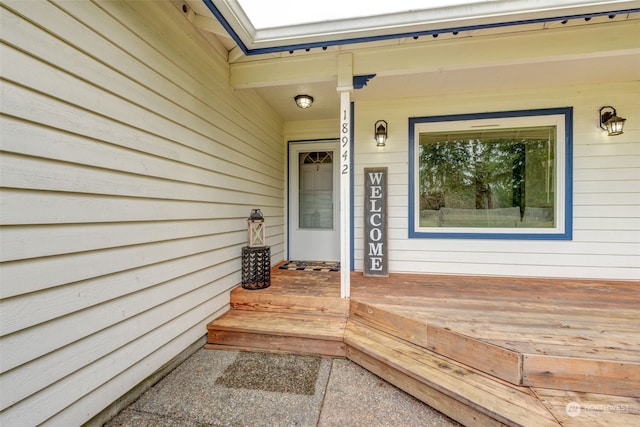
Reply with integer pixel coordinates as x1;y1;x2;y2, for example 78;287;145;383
599;106;626;136
294;94;313;109
375;120;388;147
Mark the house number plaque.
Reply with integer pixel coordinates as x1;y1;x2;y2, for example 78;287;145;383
364;167;388;277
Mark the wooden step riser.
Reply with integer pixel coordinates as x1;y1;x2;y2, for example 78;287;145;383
523;354;640;397
351;300;522;385
207;329;346;357
230;290;349;317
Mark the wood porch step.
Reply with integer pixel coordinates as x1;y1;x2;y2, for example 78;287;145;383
344;319;560;427
351;299;640;397
206;310;347;357
351;299;523;385
230;283;349;316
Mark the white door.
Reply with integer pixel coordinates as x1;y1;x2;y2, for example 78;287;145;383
288;141;340;261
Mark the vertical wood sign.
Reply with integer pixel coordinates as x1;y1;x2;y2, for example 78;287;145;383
364;167;388;276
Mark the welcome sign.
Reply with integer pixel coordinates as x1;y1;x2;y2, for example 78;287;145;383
364;167;388;277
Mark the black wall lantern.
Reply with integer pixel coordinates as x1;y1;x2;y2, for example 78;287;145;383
599;106;626;136
374;120;388;147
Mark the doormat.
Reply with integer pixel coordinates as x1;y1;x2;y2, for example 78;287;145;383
279;260;340;272
215;352;321;395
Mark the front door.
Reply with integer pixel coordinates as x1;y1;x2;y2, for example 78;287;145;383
288;141;340;261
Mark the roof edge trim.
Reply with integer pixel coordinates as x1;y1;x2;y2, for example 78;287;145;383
200;3;640;56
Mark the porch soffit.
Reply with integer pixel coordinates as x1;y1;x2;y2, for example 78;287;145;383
227;19;640;89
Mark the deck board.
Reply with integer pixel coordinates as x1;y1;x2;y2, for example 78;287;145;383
351;273;639;365
533;388;640;426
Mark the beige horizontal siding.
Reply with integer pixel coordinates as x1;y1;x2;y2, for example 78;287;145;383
352;82;639;280
0;1;284;425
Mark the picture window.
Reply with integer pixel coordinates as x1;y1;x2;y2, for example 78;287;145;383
409;108;572;240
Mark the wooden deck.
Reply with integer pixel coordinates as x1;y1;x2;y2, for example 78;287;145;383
207;265;640;426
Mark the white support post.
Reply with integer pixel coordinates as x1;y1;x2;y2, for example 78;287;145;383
339;91;351;298
337;53;353;299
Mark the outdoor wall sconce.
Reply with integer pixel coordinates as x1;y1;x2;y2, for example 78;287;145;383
375;120;388;147
294;94;313;109
599;106;626;136
247;209;266;247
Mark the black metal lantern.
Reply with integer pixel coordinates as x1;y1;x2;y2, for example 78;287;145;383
242;209;270;289
374;120;388;147
247;209;266;247
599;106;626;136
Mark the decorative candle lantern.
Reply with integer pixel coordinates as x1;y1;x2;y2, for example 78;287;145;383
242;208;270;289
247;209;266;247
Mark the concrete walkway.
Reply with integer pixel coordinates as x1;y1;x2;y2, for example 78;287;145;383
105;349;461;427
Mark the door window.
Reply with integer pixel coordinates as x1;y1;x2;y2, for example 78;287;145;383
298;151;334;229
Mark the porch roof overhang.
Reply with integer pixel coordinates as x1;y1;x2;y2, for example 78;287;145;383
182;0;640;121
200;0;640;55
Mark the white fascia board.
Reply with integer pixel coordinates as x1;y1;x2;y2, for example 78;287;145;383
252;0;638;44
206;0;256;48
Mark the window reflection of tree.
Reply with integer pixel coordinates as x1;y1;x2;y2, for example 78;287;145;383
419;127;555;227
